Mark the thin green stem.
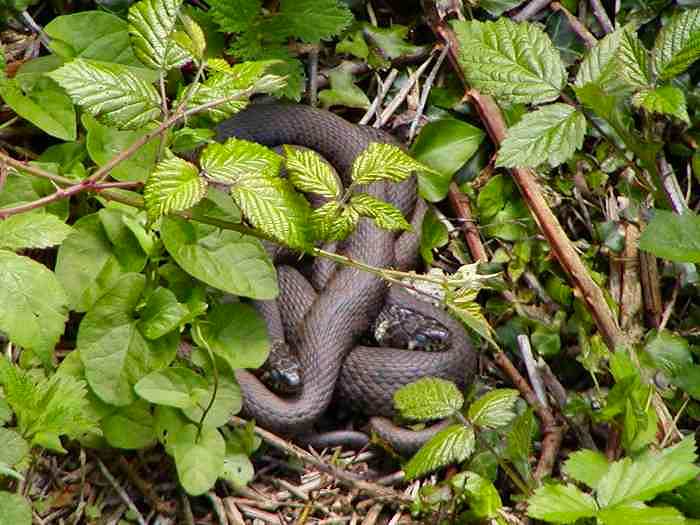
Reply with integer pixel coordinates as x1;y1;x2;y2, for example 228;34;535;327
193;324;219;442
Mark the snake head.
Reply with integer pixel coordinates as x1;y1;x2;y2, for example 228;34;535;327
266;362;302;395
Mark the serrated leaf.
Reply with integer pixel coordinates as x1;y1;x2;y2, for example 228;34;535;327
0;213;72;250
616;28;651;89
404;425;475;479
128;0;191;70
527;484;598;523
318;63;370;109
283;145;341;198
632;85;690;123
598;503;686;525
496;103;586;168
468;389;519;429
144;157;207;223
653;8;700;80
207;59;282;90
47;58;161;130
201;138;281;185
453;18;566;105
185;83;249;123
597;435;700;507
562;449;610;490
575;27;627;90
310;201;358;241
394;377;464;421
639;209;700;263
352;143;436;185
207;0;261;33
180;14;206;61
0;250;69;366
506;408;535;481
349;193;411;231
278;0;353;43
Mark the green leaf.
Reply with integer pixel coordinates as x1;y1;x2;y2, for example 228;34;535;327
102;400;156;449
181;357;242;427
643;330;692;377
562;449;610;490
468;389;519;429
144;157;207;223
349;193;411;232
83;114;158;183
575;27;630;91
632;85;690;123
208;0;261;33
135;368;207;409
310;201;359;242
597;435;700;507
283;146;341;199
527;484;598;523
128;0;191;70
653;8;700;80
0;213;72;250
0;78;76;141
506;408;535;481
411;119;485;202
138;287;190;340
352;143;437;185
160;216;278;300
639;209;700;263
318;63;370;109
278;0;353;43
452;18;566;105
450;471;502;519
362;24;426;63
393;377;464;421
598;503;686;525
47;59;161;130
496;103;586;168
0;250;68;366
404;425;475;480
672;365;700;399
615;27;651;89
0;429;29;471
173;424;225;495
419;209;449;265
221;453;254;487
0;492;31;525
200;137;280;184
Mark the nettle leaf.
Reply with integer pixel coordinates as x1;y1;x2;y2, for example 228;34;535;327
207;0;261;33
597;503;686;525
0;250;69;367
468;389;519;429
597;435;700;507
632;85;690;124
393;377;464;421
404;425;475;480
144;157;208;223
352;143;436;185
527;483;598;523
349;193;411;232
283;145;341;198
128;0;191;70
310;201;359;241
639;209;700;263
562;449;610;490
48;58;161;130
496;103;586;168
0;213;72;250
279;0;352;43
653;8;700;80
453;18;566;105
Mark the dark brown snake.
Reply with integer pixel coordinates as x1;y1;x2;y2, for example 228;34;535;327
214;104;477;453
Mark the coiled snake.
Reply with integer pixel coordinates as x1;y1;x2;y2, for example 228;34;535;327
215;104;477;453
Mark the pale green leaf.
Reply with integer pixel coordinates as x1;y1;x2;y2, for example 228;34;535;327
181;359;241;427
173;424;225;495
144;157;207;223
349;193;411;232
352;143;436;185
283;145;341;198
496;103;586;168
207;59;282;90
278;0;353;43
0;429;29;471
468;389;519;429
318;63;370;109
201;138;281;185
0;213;72;250
404;425;475;479
450;471;502;519
527;484;598;523
653;8;700;80
639;209;700;263
598;503;686;525
0;492;31;525
135;368;207;409
0;250;68;366
453;18;566;105
221;453;254;487
128;0;191;70
393;377;464;421
102;400;156;449
562;449;610;490
506;408;535;481
180;14;206;61
632;85;690;123
184;83;249;123
47;58;161;130
310;201;358;241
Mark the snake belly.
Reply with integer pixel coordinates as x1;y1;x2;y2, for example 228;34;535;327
215;104;477;452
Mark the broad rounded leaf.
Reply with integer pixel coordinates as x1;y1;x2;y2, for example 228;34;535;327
0;492;31;525
144;157;207;223
653;8;700;80
0;429;29;470
527;483;598;523
135;368;207;408
102;400;157;449
0;213;72;250
639;209;700;263
139;287;190;340
643;330;692;377
181;368;242;427
394;377;464;421
173;424;225;496
221;453;254;487
404;424;475;480
128;0;192;70
468;388;519;429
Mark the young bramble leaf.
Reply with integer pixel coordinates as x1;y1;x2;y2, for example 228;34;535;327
562;449;610;490
0;213;72;250
653;8;700;81
180;14;206;61
575;27;628;91
47;59;161;130
527;483;598;523
310;201;358;241
207;59;283;90
201;139;281;185
450;471;502;519
349;193;411;232
128;0;192;71
632;85;690;124
639;209;700;263
352;143;437;185
496;104;586;168
394;377;464;421
597;503;685;525
453;18;566;105
616;28;651;89
404;424;475;479
283;146;342;198
207;0;261;34
468;389;519;429
144;157;207;223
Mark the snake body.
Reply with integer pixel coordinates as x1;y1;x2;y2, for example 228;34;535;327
215;104;476;452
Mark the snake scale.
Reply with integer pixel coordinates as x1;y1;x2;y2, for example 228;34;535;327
215;104;477;453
